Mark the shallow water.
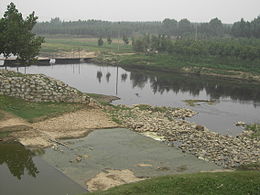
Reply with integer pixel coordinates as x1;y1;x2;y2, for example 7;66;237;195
42;128;219;187
5;63;260;135
0;142;87;195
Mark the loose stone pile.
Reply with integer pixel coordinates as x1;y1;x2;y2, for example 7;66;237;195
109;104;260;168
0;70;90;103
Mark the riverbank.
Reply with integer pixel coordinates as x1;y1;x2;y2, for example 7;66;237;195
104;104;260;168
86;171;260;195
39;37;260;82
91;53;260;82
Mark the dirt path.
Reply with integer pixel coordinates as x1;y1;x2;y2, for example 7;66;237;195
4;108;118;148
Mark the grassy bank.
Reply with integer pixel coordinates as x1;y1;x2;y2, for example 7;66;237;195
86;171;260;195
93;52;260;82
40;37;260;81
246;124;260;140
0;95;85;122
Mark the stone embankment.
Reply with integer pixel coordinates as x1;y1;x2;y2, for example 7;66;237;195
0;70;90;103
108;104;260;168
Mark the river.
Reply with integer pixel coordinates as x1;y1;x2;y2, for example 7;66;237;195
1;63;260;194
5;63;260;136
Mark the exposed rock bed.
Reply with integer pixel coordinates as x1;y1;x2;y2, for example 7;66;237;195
0;70;90;103
108;104;260;168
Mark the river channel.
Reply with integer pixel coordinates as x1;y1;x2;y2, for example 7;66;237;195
6;63;260;136
1;63;260;194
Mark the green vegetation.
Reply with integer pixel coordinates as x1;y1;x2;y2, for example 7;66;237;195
132;35;260;61
246;124;260;140
85;171;260;195
0;95;85;122
237;162;260;171
184;100;216;107
136;104;168;113
0;112;5;121
40;37;132;56
33;16;260;39
117;53;260;74
41;37;260;80
0;3;44;64
0;131;10;138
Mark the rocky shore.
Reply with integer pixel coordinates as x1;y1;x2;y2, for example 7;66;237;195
106;104;260;168
0;70;90;103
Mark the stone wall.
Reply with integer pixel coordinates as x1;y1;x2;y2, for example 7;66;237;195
0;70;90;104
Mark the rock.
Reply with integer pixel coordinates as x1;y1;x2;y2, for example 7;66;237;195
235;121;246;127
0;70;90;104
109;103;260;169
195;125;205;131
76;156;82;162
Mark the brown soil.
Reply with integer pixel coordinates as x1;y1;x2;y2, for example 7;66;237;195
0;111;31;132
86;169;145;192
1;107;118;148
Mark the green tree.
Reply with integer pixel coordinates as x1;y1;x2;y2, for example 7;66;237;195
0;18;4;55
209;18;224;37
98;37;104;46
107;36;112;44
178;18;193;37
123;34;129;44
162;18;178;36
1;3;44;63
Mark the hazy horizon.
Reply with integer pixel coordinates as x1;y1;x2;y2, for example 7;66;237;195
0;0;260;23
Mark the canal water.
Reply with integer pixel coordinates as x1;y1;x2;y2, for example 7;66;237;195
0;142;87;195
5;63;260;136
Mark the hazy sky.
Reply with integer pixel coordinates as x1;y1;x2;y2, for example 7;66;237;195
0;0;259;23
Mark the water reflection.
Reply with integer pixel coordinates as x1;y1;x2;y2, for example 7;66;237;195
96;71;103;83
106;72;111;83
121;73;128;82
0;142;42;179
126;69;260;104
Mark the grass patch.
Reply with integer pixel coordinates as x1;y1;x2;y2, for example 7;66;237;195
246;124;260;140
136;104;168;113
118;53;260;74
40;37;133;56
0;95;85;122
237;162;260;171
0;112;5;121
0;70;25;77
86;171;260;195
0;131;10;138
184;99;216;107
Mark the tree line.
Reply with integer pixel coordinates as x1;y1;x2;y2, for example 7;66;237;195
132;34;260;60
33;16;260;39
0;3;44;63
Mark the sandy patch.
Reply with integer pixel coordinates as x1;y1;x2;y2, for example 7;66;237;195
12;108;118;148
0;111;31;132
136;163;153;167
32;108;118;133
86;169;145;192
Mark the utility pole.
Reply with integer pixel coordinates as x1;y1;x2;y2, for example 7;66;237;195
117;22;120;52
195;24;198;41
